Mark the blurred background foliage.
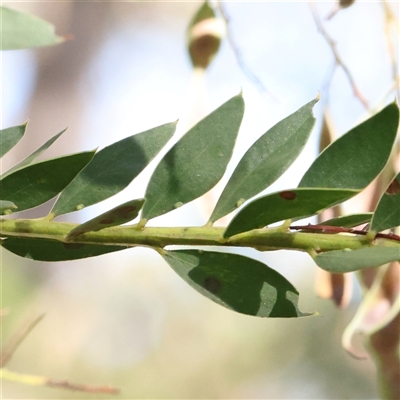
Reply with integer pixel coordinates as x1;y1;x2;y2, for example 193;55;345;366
1;1;398;398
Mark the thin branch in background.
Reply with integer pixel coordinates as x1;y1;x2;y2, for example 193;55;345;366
382;0;400;101
46;379;120;394
308;2;369;110
1;369;120;395
1;314;45;367
215;1;278;102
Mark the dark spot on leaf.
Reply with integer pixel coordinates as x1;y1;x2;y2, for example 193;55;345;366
279;191;296;200
63;243;85;250
204;276;222;294
113;206;137;219
386;178;400;195
99;218;114;225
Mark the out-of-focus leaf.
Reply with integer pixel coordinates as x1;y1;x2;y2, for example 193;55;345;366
371;172;400;232
162;249;313;317
342;262;400;359
142;94;245;221
0;200;17;215
0;151;95;212
314;247;400;273
66;198;145;241
1;129;66;178
0;123;26;158
299;102;399;189
209;98;318;223
1;237;128;261
321;213;372;228
1;6;64;50
52;122;176;217
224;188;357;238
187;2;224;69
340;0;356;8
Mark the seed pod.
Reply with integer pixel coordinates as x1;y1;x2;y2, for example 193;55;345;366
187;2;226;70
339;0;356;8
326;0;356;19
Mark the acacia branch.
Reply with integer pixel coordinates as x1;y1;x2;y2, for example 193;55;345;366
1;218;399;254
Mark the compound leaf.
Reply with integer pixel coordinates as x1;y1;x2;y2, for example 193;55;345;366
52;122;176;216
0;151;95;212
1;237;127;261
142;93;244;221
314;247;400;273
210;97;318;223
224;188;357;238
299;102;399;189
371;172;400;232
162;249;312;317
66;198;145;241
1;6;64;50
0;123;26;158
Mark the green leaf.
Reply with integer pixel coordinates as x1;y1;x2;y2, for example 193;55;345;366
299;102;399;189
1;129;66;178
162;250;312;317
142;94;245;221
210;97;318;223
224;188;358;238
0;200;17;215
66;198;145;241
321;213;372;228
1;6;64;50
314;247;400;273
371;172;400;232
51;122;176;217
1;237;127;261
0;123;27;158
0;151;95;212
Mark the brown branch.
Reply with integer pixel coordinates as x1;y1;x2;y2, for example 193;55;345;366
1;314;45;367
290;224;400;243
1;368;121;395
308;2;369;109
46;379;120;395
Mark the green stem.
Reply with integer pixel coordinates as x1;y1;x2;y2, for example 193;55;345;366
1;218;398;253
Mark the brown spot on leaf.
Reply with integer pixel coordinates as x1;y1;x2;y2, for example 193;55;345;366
113;206;137;219
279;191;297;200
204;276;222;294
99;218;114;225
386;178;400;195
